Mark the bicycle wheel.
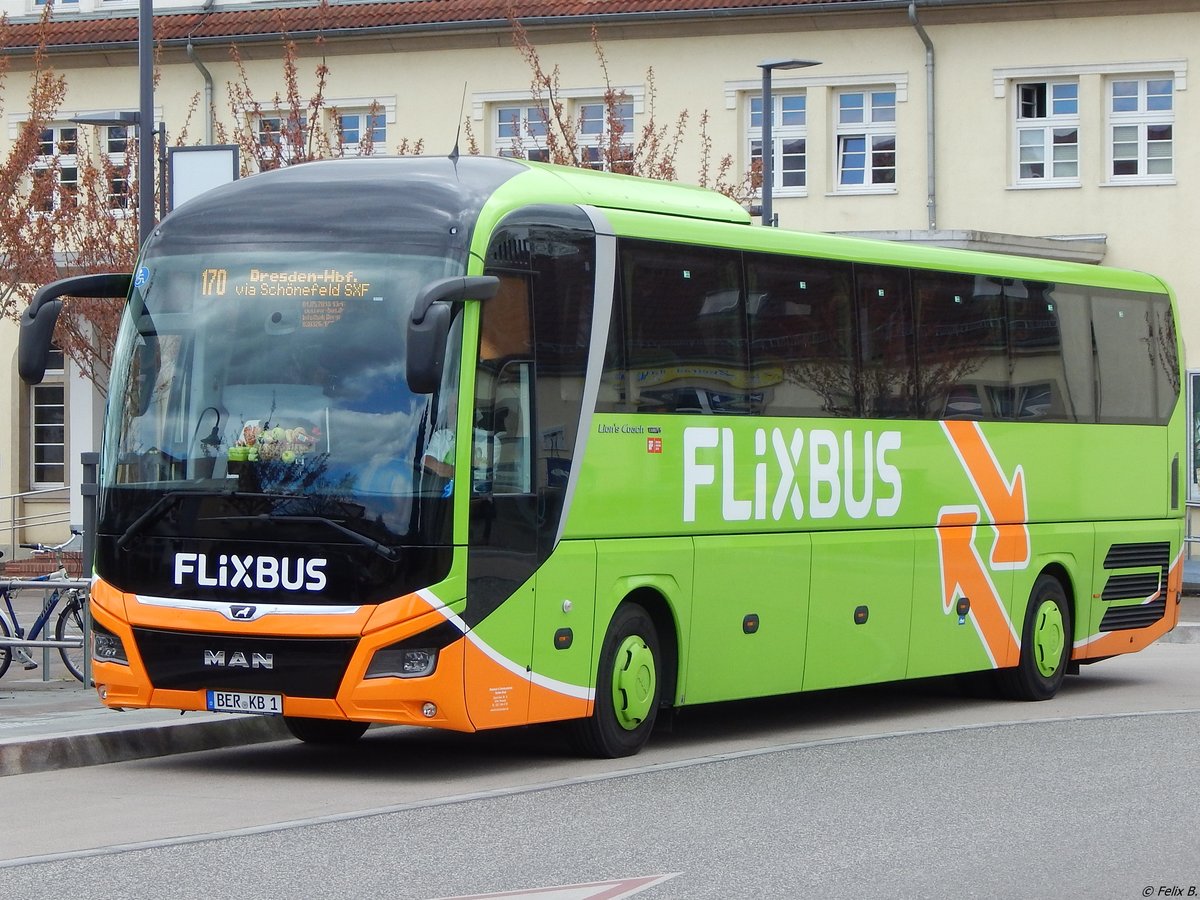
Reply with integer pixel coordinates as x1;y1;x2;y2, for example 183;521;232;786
55;594;86;683
0;610;12;680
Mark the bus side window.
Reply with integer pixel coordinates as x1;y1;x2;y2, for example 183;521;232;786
476;274;533;494
618;240;745;414
747;253;855;417
491;360;533;494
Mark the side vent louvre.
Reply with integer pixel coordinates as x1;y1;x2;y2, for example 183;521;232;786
1101;573;1163;601
1099;541;1171;631
1103;542;1170;569
1099;599;1167;632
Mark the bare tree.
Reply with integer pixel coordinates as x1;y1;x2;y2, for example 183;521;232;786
506;22;758;203
1;9;752;390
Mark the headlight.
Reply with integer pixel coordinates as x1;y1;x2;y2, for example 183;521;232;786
92;620;129;665
365;644;438;679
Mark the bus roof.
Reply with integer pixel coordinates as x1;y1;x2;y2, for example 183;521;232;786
157;156;1168;296
486;160;1168;295
518;160;753;225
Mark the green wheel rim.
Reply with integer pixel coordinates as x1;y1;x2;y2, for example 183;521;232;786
611;634;656;731
1031;599;1066;679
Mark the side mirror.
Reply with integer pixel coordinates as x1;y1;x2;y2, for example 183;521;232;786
407;275;499;394
19;272;131;384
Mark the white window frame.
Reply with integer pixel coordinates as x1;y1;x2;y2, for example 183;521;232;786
336;109;387;157
1106;75;1174;185
1013;79;1080;188
254;112;308;167
834;89;897;193
494;103;552;162
104;124;134;211
475;87;645;166
32;124;79;213
30;347;66;489
577;99;634;171
748;91;808;198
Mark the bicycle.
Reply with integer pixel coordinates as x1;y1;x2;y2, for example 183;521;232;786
0;529;87;683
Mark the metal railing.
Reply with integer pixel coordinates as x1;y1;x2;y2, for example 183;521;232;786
0;485;73;563
1188;503;1200;559
0;457;97;685
0;577;91;682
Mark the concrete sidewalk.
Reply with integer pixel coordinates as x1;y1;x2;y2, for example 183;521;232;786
3;593;1199;778
0;678;288;776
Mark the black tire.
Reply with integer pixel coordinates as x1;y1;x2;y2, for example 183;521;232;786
998;573;1071;701
55;594;86;683
0;613;12;680
283;716;370;745
568;603;662;758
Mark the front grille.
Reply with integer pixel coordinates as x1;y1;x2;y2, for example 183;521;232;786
1099;599;1167;632
133;628;358;698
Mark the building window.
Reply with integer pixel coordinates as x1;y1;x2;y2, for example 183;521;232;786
338;111;387;156
32;125;78;212
255;113;308;168
1108;77;1173;182
1014;80;1079;185
495;105;550;161
105;125;133;210
31;347;66;488
835;90;896;190
579;100;634;170
748;92;807;195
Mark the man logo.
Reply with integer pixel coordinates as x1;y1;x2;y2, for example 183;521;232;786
203;650;274;669
230;605;257;620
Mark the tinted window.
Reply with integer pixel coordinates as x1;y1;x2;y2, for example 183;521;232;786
1007;280;1080;422
613;240;746;414
746;253;854;417
855;265;915;418
914;270;1007;419
595;238;1176;427
1091;289;1174;425
1149;294;1180;424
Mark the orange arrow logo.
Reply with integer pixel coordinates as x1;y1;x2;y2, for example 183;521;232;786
941;420;1030;568
936;422;1027;667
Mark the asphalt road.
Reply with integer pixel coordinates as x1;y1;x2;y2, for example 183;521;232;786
2;643;1199;899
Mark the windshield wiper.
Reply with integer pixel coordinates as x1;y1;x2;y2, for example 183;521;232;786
215;513;400;561
117;490;189;551
116;489;336;552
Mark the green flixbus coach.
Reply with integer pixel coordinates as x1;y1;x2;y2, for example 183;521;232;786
20;156;1186;757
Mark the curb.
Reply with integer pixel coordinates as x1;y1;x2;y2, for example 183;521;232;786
0;715;290;777
1160;621;1200;645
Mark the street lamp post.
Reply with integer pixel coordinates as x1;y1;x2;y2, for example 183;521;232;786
72;0;155;246
138;0;154;246
69;111;167;234
758;57;821;227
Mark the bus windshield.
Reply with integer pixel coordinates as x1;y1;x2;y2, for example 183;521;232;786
101;249;462;546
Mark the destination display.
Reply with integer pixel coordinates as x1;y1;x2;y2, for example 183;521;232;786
199;266;375;308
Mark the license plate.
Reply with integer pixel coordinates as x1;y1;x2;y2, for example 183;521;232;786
206;689;283;716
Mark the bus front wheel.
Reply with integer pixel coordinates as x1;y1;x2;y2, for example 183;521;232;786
569;603;661;759
284;716;370;745
999;574;1071;701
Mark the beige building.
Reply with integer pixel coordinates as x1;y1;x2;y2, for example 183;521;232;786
0;0;1196;545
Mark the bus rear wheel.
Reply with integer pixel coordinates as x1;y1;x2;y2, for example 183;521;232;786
999;574;1071;701
283;716;370;745
569;603;661;759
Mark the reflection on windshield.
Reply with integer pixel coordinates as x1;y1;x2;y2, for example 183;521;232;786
102;251;462;541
